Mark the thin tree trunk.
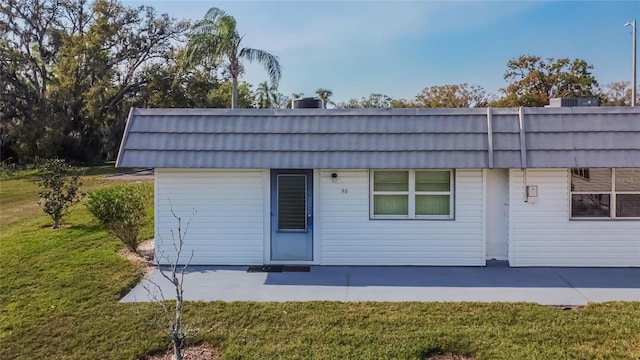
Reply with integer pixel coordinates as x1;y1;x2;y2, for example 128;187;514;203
172;264;183;360
231;75;238;109
172;332;182;360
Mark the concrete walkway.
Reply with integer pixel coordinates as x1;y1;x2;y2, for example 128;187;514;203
121;263;640;305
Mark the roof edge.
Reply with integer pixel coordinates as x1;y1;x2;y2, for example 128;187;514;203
115;107;136;168
130;106;639;117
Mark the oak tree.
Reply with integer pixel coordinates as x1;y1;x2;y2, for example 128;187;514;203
497;55;598;107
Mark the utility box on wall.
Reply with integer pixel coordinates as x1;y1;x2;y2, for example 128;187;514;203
526;185;539;203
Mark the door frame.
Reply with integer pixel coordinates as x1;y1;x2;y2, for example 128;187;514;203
484;168;509;261
265;169;316;264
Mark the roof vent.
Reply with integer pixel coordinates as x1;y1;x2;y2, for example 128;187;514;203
547;97;599;107
292;97;324;109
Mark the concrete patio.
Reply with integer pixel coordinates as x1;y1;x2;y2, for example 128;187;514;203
121;263;640;305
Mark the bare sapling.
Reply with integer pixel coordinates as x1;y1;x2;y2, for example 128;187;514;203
144;204;196;360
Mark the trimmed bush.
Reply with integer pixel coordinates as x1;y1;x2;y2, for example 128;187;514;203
87;183;152;252
37;158;83;228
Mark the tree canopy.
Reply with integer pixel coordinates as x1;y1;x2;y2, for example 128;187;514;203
495;55;599;107
1;0;189;163
255;81;278;109
315;88;335;108
599;81;633;106
336;93;393;109
1;1;263;164
390;84;493;108
182;7;281;108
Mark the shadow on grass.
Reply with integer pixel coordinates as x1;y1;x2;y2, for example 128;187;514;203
0;170;40;181
71;223;104;233
80;162;143;176
1;162;141;180
36;222;105;233
119;269;147;299
422;347;475;360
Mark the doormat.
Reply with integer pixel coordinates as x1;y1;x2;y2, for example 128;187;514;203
247;265;283;272
247;265;311;273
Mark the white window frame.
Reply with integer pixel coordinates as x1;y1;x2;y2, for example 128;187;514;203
569;168;640;220
370;169;454;220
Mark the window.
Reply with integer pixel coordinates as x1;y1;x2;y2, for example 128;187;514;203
370;170;453;219
570;168;640;219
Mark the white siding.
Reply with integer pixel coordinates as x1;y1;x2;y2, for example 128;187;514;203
318;169;484;265
155;169;264;265
509;169;640;267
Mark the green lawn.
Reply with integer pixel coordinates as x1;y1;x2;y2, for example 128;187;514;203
1;166;639;359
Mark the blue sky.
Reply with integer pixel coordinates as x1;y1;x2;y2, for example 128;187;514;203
125;1;639;103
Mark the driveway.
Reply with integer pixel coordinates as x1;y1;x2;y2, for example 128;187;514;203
120;263;640;305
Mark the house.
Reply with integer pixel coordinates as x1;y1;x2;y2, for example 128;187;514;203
116;106;640;267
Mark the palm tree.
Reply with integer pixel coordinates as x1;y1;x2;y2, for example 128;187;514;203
315;88;335;108
183;7;282;108
255;81;278;108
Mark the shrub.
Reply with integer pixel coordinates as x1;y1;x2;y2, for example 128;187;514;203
37;158;83;228
87;184;152;253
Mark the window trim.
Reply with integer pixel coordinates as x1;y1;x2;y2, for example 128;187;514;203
569;168;640;220
370;169;454;220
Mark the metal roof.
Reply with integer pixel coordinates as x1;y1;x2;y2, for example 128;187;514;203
116;107;640;169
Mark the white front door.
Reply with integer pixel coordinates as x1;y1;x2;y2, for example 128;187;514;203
486;169;509;260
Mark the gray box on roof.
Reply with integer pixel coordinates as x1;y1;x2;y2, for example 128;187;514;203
548;97;598;107
116;107;640;169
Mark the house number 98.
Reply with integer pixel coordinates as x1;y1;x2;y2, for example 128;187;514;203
341;188;349;194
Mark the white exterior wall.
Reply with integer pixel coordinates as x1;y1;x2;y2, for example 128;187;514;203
318;169;485;265
509;169;640;267
155;169;265;265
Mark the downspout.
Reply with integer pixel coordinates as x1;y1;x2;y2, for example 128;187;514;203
486;107;494;169
518;107;528;202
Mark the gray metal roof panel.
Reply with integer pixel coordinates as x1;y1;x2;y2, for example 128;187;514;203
490;114;521;133
492;134;521;151
527;150;640;168
118;150;490;169
127;114;491;134
124;133;492;151
131;107;494;117
116;107;640;169
526;132;640;150
524;113;640;132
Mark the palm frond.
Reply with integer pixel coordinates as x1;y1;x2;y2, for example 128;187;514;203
240;47;282;87
183;7;240;68
181;7;282;108
203;7;228;22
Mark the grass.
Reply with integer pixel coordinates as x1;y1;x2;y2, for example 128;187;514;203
1;165;639;359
